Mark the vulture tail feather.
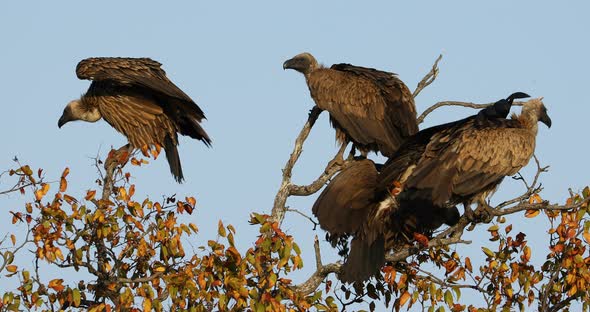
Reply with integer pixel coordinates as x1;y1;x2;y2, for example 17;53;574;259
340;236;385;283
164;135;184;183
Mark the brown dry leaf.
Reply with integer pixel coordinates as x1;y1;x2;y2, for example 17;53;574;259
465;257;473;273
61;167;70;178
85;190;96;201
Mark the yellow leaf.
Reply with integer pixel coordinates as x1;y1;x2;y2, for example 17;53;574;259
10;234;15;246
525;209;540;218
143;299;152;312
583;232;590;244
482;247;495;258
6;265;17;273
154;266;166;273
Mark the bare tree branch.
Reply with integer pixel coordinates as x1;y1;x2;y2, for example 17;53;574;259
417;100;528;125
413;54;442;98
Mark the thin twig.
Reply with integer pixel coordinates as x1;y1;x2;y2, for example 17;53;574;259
413;54;442;98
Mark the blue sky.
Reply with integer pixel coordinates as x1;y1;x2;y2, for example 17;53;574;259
0;1;588;310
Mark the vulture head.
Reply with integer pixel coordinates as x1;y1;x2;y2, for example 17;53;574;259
283;52;319;75
58;99;102;128
518;97;552;131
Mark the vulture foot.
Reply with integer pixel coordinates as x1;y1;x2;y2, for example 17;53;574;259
473;202;495;224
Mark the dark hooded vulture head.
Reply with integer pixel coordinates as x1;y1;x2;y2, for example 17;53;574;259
283;52;319;75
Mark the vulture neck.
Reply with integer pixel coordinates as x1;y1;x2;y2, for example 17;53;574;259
303;63;323;80
513;109;539;135
73;98;102;123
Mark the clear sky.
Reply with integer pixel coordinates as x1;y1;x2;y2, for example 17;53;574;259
0;1;588;310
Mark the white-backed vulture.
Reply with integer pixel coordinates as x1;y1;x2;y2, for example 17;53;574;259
312;95;551;283
283;53;418;157
58;57;211;183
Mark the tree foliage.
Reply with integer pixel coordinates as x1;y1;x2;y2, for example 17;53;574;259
1;56;589;311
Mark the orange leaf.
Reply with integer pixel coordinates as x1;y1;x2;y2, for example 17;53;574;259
528;194;542;204
85;190;96;201
413;233;429;247
186;196;197;207
583;232;590;244
48;279;65;292
140;145;150;157
399;291;411;306
10;234;16;246
61;167;70;178
465;257;473;273
6;265;17;273
522;246;532;262
59;177;67;193
525;209;540;218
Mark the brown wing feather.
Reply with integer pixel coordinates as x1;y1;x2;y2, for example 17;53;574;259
307;64;417;157
312;159;378;235
76;57;197;106
95;95;175;149
406;120;536;206
78;57;210;146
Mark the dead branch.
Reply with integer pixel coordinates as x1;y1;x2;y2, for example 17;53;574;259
413;54;442;98
417;100;527;125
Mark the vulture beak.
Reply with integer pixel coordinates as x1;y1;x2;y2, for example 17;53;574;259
283;58;294;70
58;112;71;128
539;112;552;128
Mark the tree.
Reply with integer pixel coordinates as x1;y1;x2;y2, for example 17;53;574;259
1;56;589;311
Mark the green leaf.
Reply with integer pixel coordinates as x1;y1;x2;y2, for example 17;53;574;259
482;247;495;257
73;288;81;307
444;289;453;306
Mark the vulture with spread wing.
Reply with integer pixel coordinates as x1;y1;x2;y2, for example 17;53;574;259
313;94;550;282
58;57;211;182
283;53;418;157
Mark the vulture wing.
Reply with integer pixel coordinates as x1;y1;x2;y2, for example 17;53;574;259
405;118;534;206
76;57;197;107
312;159;378;235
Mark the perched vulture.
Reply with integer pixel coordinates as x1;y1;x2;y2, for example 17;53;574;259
283;52;418;157
313;94;551;283
58;57;211;182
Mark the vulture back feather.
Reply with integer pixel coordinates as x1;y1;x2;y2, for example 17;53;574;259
284;53;417;157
